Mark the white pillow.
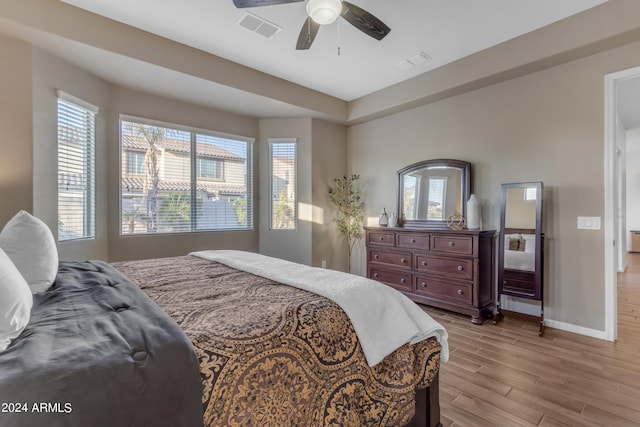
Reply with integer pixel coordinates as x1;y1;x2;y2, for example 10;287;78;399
522;234;536;254
0;247;33;351
0;211;59;293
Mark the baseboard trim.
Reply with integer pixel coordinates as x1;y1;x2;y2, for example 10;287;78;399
543;319;608;340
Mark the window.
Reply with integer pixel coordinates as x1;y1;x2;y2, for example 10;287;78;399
126;151;145;175
57;92;97;241
427;177;447;220
269;139;296;230
120;117;253;235
197;158;222;179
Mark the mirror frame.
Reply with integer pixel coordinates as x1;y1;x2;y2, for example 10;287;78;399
397;159;471;229
497;181;543;300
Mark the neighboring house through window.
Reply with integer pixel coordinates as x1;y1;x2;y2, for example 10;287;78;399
57;91;97;241
269;139;297;230
120;116;253;235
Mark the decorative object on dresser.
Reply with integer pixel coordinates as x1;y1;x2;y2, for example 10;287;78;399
466;194;481;230
365;227;496;324
446;215;466;230
379;207;389;226
398;159;470;229
493;182;545;336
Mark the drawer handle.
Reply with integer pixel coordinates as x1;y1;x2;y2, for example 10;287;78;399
374;254;379;259
448;241;455;247
503;280;507;285
373;273;379;278
410;238;416;243
457;265;463;271
400;258;406;263
457;289;463;295
400;278;406;283
421;261;427;266
420;282;427;288
379;236;384;241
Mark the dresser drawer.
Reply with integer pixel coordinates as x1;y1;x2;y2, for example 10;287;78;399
415;254;473;280
414;275;473;305
397;233;429;250
367;231;396;246
368;249;412;269
430;235;474;255
369;267;411;292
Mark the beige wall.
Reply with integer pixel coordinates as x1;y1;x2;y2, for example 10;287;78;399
258;119;348;269
350;39;640;332
107;87;259;261
0;37;32;226
259;119;313;265
32;47;111;261
311;120;348;271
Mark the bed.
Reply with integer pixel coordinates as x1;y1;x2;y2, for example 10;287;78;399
0;250;446;427
502;229;536;297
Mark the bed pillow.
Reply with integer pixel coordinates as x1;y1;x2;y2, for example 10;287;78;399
0;211;59;293
522;234;536;254
0;247;33;351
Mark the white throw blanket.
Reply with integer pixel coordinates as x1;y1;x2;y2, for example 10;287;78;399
190;250;449;367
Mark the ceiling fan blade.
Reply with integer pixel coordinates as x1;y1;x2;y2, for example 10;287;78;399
340;1;390;41
296;17;320;50
233;0;304;8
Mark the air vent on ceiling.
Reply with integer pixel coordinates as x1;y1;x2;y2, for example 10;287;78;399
395;51;432;71
237;12;282;39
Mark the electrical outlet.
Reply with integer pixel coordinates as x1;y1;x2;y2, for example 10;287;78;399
321;260;327;269
577;216;601;230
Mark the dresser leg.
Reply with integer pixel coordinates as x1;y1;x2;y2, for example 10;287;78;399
471;316;483;325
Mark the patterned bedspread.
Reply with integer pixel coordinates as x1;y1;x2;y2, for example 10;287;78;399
113;255;441;427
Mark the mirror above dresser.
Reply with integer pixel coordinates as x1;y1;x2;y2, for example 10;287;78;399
397;159;470;228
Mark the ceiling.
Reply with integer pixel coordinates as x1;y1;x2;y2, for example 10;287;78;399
58;0;607;102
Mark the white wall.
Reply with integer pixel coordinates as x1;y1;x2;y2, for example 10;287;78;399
627;128;640;249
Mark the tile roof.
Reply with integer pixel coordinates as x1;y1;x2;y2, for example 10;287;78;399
121;134;242;160
122;177;246;195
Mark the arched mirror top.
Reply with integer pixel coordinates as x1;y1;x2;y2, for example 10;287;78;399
397;159;471;228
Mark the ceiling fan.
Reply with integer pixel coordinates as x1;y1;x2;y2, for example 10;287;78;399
233;0;391;50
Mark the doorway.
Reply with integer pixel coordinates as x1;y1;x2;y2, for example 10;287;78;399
604;66;640;341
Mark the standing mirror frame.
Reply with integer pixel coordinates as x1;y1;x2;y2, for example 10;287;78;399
495;181;544;335
397;159;471;229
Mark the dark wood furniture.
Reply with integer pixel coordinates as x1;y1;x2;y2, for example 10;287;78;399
365;226;495;324
494;182;545;336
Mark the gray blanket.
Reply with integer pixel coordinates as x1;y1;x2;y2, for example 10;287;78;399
0;260;203;427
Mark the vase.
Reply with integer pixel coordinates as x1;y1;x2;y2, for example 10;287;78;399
388;212;397;228
379;208;388;227
467;194;481;230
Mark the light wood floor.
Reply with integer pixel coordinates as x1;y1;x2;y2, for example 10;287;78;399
421;253;640;427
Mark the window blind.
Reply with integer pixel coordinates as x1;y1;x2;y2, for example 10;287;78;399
120;118;253;235
269;140;296;230
57;95;97;241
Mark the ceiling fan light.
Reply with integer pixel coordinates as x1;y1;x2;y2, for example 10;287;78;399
306;0;342;25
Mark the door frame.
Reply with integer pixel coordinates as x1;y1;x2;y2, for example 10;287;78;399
604;66;640;341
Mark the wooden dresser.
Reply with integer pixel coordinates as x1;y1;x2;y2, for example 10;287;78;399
365;227;495;324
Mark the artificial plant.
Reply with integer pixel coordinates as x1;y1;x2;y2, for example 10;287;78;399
328;174;365;273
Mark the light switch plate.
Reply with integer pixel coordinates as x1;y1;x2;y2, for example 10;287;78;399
577;216;601;230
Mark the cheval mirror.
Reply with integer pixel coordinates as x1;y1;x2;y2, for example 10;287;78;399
494;182;544;335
